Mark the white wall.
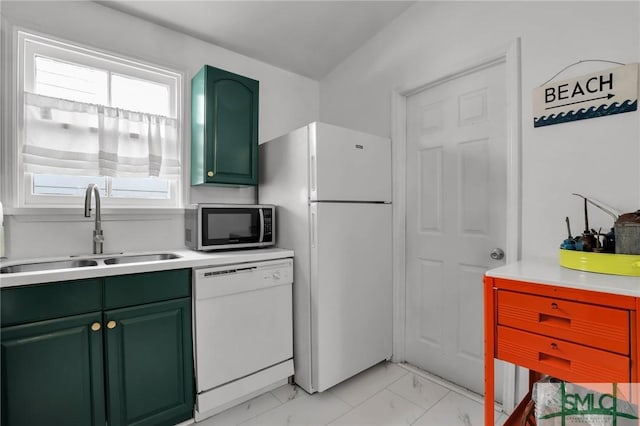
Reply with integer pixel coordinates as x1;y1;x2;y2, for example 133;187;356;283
1;1;319;259
319;1;640;259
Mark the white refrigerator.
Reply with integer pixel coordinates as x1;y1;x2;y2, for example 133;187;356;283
259;122;392;393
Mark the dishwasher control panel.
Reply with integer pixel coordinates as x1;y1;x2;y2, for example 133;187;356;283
261;266;290;283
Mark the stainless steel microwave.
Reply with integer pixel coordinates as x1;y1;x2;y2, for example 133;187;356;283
185;204;275;251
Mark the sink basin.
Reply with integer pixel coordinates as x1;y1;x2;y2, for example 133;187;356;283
0;259;98;274
103;253;181;265
0;253;181;274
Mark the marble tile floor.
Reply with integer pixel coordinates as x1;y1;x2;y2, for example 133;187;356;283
196;362;507;426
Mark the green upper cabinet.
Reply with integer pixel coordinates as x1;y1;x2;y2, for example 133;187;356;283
191;65;259;186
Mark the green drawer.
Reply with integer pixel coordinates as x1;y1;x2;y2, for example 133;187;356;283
1;279;102;327
104;269;191;309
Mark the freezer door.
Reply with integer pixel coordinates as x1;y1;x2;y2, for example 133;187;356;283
309;122;391;202
310;202;392;391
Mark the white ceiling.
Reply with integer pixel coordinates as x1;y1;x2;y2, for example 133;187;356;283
97;1;415;80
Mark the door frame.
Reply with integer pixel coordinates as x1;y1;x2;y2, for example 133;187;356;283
390;38;522;411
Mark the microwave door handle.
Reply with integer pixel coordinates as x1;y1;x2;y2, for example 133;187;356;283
258;209;264;242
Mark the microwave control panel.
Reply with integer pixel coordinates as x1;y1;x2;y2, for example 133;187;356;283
263;208;273;242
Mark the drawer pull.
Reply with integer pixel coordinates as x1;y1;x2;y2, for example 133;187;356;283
539;313;571;327
539;352;571;368
551;302;558;309
550;342;558;350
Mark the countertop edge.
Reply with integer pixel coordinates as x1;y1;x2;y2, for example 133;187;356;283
0;248;295;288
486;257;640;297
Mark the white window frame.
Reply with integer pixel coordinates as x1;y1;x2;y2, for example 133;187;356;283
8;28;185;210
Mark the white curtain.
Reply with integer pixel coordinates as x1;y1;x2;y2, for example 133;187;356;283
23;92;180;178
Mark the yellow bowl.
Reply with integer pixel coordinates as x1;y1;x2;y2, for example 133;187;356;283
559;249;640;276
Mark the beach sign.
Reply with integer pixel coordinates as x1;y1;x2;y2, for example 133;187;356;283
533;63;638;127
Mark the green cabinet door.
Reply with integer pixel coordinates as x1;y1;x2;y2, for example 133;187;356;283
104;298;194;426
1;312;105;426
191;65;259;186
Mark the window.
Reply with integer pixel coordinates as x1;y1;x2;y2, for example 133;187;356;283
14;30;183;208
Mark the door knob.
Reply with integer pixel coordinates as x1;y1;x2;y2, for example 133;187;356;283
490;248;505;260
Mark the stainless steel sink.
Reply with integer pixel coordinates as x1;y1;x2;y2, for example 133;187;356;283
0;259;99;274
103;253;181;265
0;252;181;274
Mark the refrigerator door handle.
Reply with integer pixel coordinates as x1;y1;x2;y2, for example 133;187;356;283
311;210;317;248
310;154;317;193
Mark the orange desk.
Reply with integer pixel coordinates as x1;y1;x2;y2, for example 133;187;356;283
484;260;640;425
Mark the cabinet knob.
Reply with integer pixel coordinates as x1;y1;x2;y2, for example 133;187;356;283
551;302;558;310
107;320;117;329
550;342;558;350
91;322;101;332
207;171;214;177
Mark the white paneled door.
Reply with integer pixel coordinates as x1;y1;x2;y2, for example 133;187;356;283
405;62;507;398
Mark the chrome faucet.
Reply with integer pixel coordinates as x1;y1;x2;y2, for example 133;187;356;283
84;184;104;254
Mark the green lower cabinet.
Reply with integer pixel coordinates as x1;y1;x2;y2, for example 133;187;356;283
1;269;194;426
104;298;194;426
1;312;105;426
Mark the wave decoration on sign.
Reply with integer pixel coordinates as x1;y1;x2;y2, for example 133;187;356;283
534;99;637;127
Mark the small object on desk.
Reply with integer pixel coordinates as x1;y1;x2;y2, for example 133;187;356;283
592;227;604;253
604;227;616;253
572;193;611;252
559;249;640;276
576;198;597;252
572;193;620;221
576;233;597;252
560;216;576;250
615;210;640;255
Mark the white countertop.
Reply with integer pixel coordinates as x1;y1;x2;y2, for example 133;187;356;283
0;248;294;288
486;257;640;297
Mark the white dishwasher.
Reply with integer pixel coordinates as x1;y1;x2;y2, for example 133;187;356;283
193;258;294;421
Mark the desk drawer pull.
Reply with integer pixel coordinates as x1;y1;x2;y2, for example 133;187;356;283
539;352;571;368
550;342;558;350
539;313;571;327
551;302;558;309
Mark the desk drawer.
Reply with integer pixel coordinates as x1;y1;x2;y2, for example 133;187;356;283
497;326;630;383
497;290;629;354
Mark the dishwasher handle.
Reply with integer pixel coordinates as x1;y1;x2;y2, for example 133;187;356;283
203;266;257;277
